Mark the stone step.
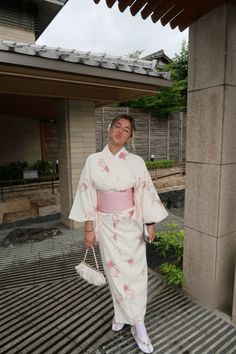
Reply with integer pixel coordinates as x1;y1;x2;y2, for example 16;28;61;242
0;197;31;213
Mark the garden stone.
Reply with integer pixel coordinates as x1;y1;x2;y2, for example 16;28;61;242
3;227;61;247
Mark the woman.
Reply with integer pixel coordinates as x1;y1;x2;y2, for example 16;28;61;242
69;114;168;353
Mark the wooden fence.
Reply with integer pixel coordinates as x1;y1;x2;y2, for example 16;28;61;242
95;107;186;163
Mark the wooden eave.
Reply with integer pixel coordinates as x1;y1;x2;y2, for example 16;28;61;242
94;0;236;31
0;51;170;107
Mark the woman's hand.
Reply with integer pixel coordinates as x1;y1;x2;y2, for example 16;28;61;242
147;224;155;242
84;231;96;248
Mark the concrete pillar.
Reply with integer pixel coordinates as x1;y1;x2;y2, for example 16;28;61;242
56;100;96;228
183;3;236;314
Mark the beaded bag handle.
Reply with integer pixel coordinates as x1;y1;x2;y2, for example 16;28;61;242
83;246;99;270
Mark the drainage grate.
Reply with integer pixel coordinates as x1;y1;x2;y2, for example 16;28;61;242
0;244;163;354
2;241;236;354
0;278;113;353
98;286;236;354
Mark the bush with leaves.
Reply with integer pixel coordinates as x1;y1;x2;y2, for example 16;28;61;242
0;161;29;181
159;263;184;287
33;160;53;176
153;223;184;287
0;160;54;182
146;159;175;170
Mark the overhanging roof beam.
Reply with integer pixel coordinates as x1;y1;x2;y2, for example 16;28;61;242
151;0;175;23
94;0;236;30
130;0;147;16
106;0;117;8
141;0;161;19
0;66;166;93
170;0;210;29
0;75;121;101
118;0;135;12
160;0;186;26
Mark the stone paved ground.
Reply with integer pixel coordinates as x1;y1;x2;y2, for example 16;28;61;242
0;221;82;269
0;210;184;269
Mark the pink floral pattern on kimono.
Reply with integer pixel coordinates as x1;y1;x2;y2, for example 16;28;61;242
115;293;123;305
106;260;121;277
137;265;147;280
112;233;117;241
123;284;135;300
129;210;134;218
118;151;128;160
127;258;134;265
98;158;109;173
131;315;144;326
78;181;89;192
69;145;168;326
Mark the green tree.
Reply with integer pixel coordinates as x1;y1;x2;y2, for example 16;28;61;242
167;40;188;106
121;41;188;117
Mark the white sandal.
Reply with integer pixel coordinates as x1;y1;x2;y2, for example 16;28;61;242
131;326;154;353
112;319;124;332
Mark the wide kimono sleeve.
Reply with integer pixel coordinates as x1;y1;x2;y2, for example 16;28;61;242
134;157;168;225
68;156;97;223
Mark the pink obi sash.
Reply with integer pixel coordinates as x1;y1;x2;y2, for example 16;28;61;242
97;189;134;213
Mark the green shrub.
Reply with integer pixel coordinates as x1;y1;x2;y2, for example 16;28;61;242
153;223;184;287
0;159;54;182
146;160;175;170
33;160;53;176
0;161;29;181
159;263;184;287
153;223;184;262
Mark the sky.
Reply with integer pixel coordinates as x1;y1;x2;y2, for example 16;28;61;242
36;0;188;60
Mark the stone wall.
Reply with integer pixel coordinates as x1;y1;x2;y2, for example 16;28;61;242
0;181;60;224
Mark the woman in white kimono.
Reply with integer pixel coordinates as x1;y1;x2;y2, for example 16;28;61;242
69;114;168;353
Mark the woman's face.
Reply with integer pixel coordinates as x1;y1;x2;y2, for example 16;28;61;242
109;118;132;147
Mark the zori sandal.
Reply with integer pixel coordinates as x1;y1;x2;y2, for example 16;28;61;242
112;319;124;332
131;326;154;353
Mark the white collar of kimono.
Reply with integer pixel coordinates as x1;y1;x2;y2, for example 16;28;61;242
103;144;128;159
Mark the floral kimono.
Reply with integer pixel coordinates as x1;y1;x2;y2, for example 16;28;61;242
69;145;168;325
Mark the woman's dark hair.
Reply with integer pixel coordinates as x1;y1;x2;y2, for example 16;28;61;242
111;114;136;136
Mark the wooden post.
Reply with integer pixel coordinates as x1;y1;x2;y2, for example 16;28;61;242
179;112;183;163
167;115;170;160
101;106;105;149
148;111;151;160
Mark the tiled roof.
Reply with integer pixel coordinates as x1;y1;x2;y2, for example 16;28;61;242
143;49;172;64
0;39;170;80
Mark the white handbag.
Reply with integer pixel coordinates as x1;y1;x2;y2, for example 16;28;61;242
75;246;106;286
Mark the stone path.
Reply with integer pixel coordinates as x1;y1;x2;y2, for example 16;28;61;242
0;211;184;269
